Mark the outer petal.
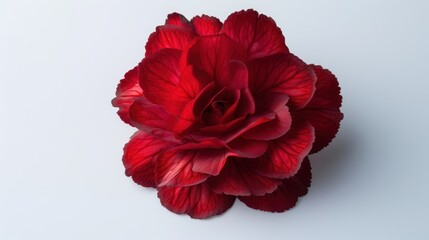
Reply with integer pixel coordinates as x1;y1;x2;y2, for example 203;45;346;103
299;109;343;154
155;141;232;187
208;157;282;196
155;149;209;187
111;67;143;125
251;120;314;178
247;53;316;109
191;15;223;36
139;49;181;110
122;131;171;187
165;12;193;30
220;9;289;59
158;182;235;219
239;157;312;212
129;97;178;140
145;26;196;57
305;65;342;109
298;65;343;153
186;34;246;87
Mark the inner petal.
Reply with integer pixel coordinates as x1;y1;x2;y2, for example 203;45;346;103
201;88;240;126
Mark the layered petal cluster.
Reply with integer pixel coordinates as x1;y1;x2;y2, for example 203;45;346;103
112;9;343;219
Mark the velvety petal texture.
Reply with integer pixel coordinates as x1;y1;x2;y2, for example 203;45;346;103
239;157;312;212
191;15;223;36
297;65;343;153
208;157;283;196
251;120;314;178
247;53;316;109
220;9;289;59
112;9;343;219
123;131;171;187
158;182;235;219
145;26;196;57
111;67;143;125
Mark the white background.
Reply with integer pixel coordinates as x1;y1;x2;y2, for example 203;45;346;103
1;0;428;239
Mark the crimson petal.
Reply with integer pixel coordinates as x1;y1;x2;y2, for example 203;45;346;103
165;13;193;30
298;65;343;154
306;65;342;109
228;138;268;158
170;65;213;115
129;97;178;140
241;92;291;141
251;120;314;178
234;87;256;118
123;131;172;187
239;157;312;212
111;67;143;125
139;49;181;111
226;60;248;90
191;148;232;175
186;34;246;87
191;15;223;36
299;109;343;154
221;9;289;59
247;53;316;109
156;140;231;186
208;157;282;196
158;182;235;219
193;112;274;143
145;26;196;57
155;150;209;187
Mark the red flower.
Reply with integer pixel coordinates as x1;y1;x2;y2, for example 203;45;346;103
112;9;343;219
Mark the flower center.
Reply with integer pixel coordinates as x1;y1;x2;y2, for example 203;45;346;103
202;100;230;125
211;101;228;115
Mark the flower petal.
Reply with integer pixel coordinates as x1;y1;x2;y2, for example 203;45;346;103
191;148;231;176
194;112;274;143
191;15;223;36
156;141;230;186
238;157;312;212
129;97;178;140
165;12;193;30
168;64;214;115
226;60;248;90
123;131;172;187
111;66;143;125
172;82;220;135
306;65;342;109
221;9;289;59
145;26;196;57
221;112;275;142
234;87;256;117
298;65;343;154
186;34;246;87
251;120;314;178
208;157;282;196
158;182;235;219
241;92;291;140
198;116;247;137
247;53;316;109
139;49;183;113
228;138;268;158
299;109;343;154
156;149;209;187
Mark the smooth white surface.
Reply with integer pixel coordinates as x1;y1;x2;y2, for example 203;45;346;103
1;0;428;239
